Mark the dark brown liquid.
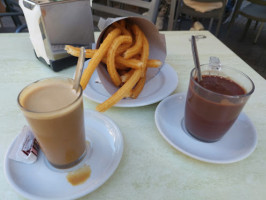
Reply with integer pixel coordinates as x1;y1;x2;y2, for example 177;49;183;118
198;76;245;96
185;75;246;142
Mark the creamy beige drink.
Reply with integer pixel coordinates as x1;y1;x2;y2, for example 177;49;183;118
18;77;86;168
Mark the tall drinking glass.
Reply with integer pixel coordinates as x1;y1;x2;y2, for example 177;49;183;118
18;77;87;168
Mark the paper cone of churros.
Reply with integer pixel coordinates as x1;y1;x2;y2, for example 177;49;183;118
96;17;167;96
65;17;167;111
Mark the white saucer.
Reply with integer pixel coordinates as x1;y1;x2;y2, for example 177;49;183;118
155;93;257;164
83;63;178;107
4;110;124;200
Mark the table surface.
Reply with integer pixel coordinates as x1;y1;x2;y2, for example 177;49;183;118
0;31;266;200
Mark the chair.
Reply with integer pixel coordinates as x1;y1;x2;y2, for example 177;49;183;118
0;0;27;32
91;0;160;28
227;0;266;43
172;0;227;36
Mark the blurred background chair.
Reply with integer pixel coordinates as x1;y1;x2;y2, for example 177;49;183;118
0;0;27;32
227;0;266;43
91;0;160;29
171;0;227;36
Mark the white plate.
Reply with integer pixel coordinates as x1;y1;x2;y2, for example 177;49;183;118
83;63;178;107
4;110;124;200
155;93;257;164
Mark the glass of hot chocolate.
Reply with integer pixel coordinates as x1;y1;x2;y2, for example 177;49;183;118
18;77;87;169
184;60;255;142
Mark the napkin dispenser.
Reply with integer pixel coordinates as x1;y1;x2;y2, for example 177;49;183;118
19;0;95;71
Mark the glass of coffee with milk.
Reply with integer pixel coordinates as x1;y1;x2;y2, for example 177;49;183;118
18;77;87;168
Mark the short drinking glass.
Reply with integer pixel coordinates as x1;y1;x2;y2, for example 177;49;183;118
184;64;255;142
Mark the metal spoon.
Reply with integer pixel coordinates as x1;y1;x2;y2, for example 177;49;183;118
73;47;85;92
191;35;202;82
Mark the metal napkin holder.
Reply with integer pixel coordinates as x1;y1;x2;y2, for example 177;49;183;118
19;0;94;71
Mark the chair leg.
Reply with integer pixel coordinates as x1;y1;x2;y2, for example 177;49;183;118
15;24;27;33
168;0;177;30
254;20;258;30
226;14;237;37
254;22;264;44
173;0;182;30
4;1;22;27
215;19;222;37
241;18;251;40
226;0;243;37
208;18;214;31
176;19;182;30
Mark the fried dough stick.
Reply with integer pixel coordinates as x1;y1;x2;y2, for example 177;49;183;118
96;69;142;112
123;24;143;59
65;45;96;58
65;45;161;69
107;35;132;87
65;45;143;69
80;28;121;90
131;31;149;98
